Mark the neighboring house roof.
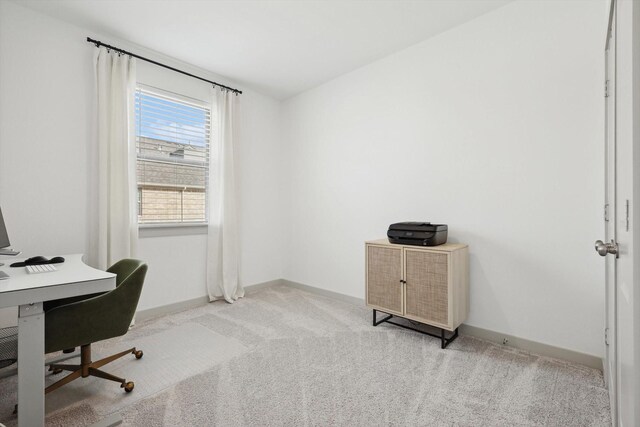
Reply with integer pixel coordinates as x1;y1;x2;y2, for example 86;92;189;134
137;136;207;189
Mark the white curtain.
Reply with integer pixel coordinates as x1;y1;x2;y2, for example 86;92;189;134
89;47;138;270
206;88;242;303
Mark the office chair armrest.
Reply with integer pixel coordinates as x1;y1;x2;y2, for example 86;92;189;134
43;292;105;312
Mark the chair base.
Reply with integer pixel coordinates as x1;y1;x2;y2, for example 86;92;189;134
46;344;143;395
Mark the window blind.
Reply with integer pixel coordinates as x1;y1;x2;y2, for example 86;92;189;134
134;86;211;224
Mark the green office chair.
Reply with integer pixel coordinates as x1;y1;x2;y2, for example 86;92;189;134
44;259;148;394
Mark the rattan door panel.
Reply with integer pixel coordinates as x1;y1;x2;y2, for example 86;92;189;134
404;249;449;326
366;245;403;314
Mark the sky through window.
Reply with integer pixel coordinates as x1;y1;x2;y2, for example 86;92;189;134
135;91;208;147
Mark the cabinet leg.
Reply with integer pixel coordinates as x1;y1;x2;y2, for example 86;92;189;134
372;309;393;326
441;328;459;349
371;310;459;349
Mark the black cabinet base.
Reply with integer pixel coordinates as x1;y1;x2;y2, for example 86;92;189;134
372;309;459;349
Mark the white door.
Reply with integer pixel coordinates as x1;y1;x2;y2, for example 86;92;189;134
600;1;638;425
601;2;617;423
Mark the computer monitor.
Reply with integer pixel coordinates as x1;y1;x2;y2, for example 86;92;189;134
0;207;20;263
0;207;10;250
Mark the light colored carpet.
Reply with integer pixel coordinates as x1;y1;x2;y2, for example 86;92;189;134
44;323;247;416
0;284;610;426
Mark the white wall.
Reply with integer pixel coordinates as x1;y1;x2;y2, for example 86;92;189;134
0;1;284;323
281;0;607;357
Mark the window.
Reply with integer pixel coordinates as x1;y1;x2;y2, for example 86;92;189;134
135;86;211;225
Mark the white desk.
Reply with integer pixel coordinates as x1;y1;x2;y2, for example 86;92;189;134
0;254;116;427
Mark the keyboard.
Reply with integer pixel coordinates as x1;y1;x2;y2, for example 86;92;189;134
26;264;57;274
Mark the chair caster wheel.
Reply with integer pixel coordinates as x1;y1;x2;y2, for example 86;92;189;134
49;365;63;374
134;350;143;359
13;404;17;415
123;381;134;392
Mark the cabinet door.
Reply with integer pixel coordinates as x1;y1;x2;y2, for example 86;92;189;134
404;249;449;327
366;245;403;314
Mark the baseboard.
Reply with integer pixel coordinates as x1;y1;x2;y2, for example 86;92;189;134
136;296;210;322
276;280;603;370
458;324;603;370
281;279;364;305
135;279;284;322
244;279;285;294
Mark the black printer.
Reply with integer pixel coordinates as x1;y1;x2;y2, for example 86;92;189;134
387;222;448;246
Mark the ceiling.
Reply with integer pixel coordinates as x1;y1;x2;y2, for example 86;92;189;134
15;0;511;99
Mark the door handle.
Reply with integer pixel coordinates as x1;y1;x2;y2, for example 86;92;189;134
595;239;619;257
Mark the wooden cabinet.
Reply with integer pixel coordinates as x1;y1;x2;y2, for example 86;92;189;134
365;239;469;347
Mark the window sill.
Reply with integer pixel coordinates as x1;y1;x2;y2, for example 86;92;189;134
139;223;208;238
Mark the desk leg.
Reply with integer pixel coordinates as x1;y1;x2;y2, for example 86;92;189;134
17;302;45;427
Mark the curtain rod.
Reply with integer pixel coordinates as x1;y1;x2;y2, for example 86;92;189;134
86;37;243;95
